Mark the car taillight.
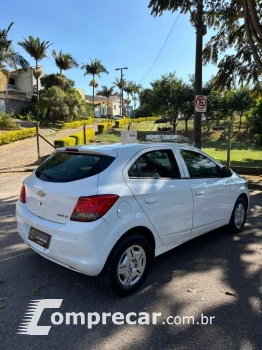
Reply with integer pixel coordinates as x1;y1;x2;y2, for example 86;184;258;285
70;195;119;222
20;184;26;203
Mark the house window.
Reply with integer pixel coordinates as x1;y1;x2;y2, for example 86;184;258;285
114;105;116;110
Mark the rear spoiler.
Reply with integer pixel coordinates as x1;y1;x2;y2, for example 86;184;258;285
55;147;118;158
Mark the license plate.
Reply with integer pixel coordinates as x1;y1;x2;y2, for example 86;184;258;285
28;227;51;249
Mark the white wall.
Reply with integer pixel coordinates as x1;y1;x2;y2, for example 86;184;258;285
14;70;33;97
13;69;43;97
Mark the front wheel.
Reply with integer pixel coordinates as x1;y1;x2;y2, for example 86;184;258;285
229;198;247;232
101;234;153;296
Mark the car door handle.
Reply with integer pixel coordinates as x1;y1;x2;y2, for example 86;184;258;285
195;190;204;196
145;197;158;204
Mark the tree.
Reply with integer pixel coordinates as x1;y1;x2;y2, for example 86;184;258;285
113;77;126;91
124;81;134;99
113;77;127;115
39;86;92;124
38;86;68;124
148;1;262;88
52;50;78;75
149;72;186;132
202;78;221;131
40;73;75;91
96;85;116;118
180;83;194;131
65;88;92;120
246;97;262;145
18;36;52;117
231;88;254;130
89;79;98;89
0;22;29;74
131;82;142;117
81;58;108;112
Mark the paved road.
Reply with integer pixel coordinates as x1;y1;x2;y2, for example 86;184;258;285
0;173;262;350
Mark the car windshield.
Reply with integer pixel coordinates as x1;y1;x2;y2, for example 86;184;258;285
35;152;115;183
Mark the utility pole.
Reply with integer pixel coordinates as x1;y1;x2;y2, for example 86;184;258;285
115;67;128;118
193;0;206;149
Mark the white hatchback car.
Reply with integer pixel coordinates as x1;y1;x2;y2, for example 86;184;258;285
16;143;249;295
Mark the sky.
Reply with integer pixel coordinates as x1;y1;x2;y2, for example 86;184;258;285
1;0;219;96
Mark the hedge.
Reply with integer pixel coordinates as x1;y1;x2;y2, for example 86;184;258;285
132;117;160;123
0;127;36;146
54;129;95;148
97;120;114;133
100;119;114;125
69;129;95;145
54;137;76;148
61;118;94;129
115;118;131;128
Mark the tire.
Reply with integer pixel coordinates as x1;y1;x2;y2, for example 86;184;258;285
100;234;153;296
229;198;247;232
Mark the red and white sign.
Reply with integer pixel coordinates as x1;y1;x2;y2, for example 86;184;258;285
195;95;207;112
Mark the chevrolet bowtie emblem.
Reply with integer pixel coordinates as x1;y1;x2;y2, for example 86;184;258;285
37;190;46;197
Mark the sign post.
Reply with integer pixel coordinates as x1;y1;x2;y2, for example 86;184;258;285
195;95;207;113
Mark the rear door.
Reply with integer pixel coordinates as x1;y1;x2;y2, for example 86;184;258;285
179;148;231;236
24;151;115;224
123;147;193;246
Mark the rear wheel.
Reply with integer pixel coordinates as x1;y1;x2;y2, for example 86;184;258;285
101;234;153;296
229;198;247;232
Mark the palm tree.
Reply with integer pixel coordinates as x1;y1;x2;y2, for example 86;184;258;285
52;50;78;75
89;79;98;89
96;85;116;118
18;36;52;108
131;82;142;117
124;81;133;99
81;58;108;112
113;77;126;115
113;77;126;91
0;22;29;75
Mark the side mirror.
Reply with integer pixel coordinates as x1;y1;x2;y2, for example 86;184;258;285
222;166;233;178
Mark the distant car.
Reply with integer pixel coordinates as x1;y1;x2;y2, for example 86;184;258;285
213;125;225;131
111;115;125;120
158;127;172;132
155;117;169;124
16;143;249;296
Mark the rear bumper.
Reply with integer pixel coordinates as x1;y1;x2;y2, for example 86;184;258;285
16;201;117;276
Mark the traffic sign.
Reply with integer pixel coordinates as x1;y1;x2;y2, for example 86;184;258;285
195;95;207;112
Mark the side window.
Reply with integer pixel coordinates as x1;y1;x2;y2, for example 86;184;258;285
128;150;180;179
181;150;222;178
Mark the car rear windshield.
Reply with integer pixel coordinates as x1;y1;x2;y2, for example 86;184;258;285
35;152;115;183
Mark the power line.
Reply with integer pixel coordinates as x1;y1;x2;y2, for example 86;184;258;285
139;13;181;84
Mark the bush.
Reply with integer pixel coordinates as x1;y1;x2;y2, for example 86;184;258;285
115;118;131;128
100;119;114;125
54;129;95;148
0;112;18;130
54;137;76;148
0;127;36;146
97;121;114;133
69;129;95;145
132;117;159;123
61;118;94;129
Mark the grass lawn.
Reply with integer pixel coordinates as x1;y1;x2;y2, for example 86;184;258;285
94;120;262;167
